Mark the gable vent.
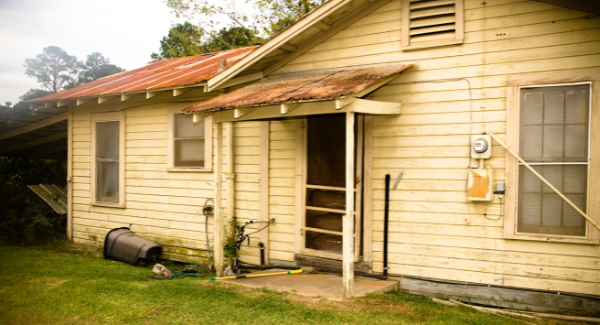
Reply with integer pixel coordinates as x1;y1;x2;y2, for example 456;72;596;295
402;0;464;49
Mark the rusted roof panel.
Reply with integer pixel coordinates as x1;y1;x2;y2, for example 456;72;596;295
30;46;258;103
183;64;413;112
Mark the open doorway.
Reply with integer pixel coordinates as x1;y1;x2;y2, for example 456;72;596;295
299;114;363;261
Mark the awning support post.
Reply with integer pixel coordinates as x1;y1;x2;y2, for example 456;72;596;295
225;122;235;267
343;112;355;299
214;122;224;276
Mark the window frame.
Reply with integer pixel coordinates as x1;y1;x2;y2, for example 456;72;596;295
401;0;464;51
166;107;213;172
90;111;126;208
505;69;600;244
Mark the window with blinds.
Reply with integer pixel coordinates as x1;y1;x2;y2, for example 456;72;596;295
401;0;464;49
173;113;205;167
517;84;590;237
95;120;120;203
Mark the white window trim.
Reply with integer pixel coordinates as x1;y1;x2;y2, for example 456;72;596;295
166;107;213;172
401;0;464;51
90;111;125;208
504;69;600;244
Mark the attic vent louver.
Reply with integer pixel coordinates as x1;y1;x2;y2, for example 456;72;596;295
402;0;464;50
177;54;217;69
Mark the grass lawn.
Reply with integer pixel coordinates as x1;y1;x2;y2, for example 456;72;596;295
0;240;591;325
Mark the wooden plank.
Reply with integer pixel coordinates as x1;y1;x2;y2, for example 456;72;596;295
343;112;355;298
0;131;68;154
214;122;224;276
363;115;374;262
295;254;372;273
0;112;68;141
394;276;600;312
67;107;73;240
259;121;270;264
294;119;304;255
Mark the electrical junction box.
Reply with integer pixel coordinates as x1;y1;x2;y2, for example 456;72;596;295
471;135;492;159
467;168;494;201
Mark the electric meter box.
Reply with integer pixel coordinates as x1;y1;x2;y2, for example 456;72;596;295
471;135;492;159
467;168;494;201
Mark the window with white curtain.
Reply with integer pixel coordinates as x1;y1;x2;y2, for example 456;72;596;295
91;111;125;207
167;108;212;171
173;113;205;167
517;84;590;237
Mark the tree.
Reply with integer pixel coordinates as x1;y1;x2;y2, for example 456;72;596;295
151;22;205;60
202;26;263;53
159;0;325;58
78;52;125;83
24;46;80;93
64;53;125;89
0;89;53;122
151;22;263;60
258;0;326;37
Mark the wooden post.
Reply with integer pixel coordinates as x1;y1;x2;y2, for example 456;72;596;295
67;106;73;241
225;122;235;268
259;121;270;264
344;112;355;299
214;122;224;276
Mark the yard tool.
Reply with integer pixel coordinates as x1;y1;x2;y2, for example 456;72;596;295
210;269;302;281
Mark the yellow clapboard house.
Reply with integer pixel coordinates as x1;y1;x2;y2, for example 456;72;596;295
2;0;599;312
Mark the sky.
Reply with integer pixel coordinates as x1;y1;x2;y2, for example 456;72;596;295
0;0;187;104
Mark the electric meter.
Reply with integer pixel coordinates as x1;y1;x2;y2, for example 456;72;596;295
473;138;488;153
471;135;492;159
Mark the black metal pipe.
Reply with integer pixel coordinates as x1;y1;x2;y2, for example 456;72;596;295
259;242;265;270
383;173;390;279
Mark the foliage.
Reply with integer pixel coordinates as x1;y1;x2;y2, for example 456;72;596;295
223;216;241;259
0;157;67;243
24;46;80;93
151;22;205;60
155;0;324;59
24;47;124;92
64;52;125;89
0;89;53;122
151;23;263;60
202;26;264;53
257;0;326;37
0;242;557;325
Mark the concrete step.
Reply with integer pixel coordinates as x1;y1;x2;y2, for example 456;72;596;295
219;269;398;300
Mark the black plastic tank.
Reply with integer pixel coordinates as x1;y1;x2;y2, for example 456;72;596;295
104;227;162;266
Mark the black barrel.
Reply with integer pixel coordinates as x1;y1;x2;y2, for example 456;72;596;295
104;227;162;266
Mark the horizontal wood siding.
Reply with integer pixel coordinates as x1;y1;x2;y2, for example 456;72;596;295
269;0;600;296
268;120;298;262
71;102;215;262
233;121;263;265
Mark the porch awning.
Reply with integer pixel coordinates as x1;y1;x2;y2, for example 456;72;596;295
183;64;414;122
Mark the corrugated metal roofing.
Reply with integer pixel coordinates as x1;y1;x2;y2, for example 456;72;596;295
183;64;413;112
30;46;258;103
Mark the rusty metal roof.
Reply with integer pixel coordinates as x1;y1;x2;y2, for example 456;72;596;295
31;46;258;103
183;64;413;112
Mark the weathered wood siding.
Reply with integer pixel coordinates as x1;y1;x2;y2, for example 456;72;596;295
267;0;600;295
70;91;222;264
232;121;262;264
268;120;298;262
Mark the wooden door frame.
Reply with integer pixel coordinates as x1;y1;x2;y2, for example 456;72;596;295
294;114;365;262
